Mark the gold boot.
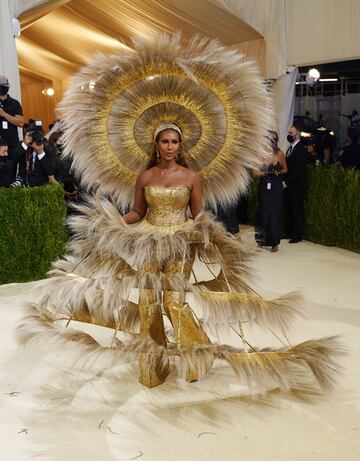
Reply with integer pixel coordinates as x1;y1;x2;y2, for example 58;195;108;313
138;289;170;387
163;290;213;382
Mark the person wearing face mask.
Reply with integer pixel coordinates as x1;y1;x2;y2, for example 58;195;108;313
282;125;307;243
253;130;288;252
0;76;24;158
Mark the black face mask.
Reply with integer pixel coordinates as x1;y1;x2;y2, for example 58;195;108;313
0;86;9;96
287;134;295;143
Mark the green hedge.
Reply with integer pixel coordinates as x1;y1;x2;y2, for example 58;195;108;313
334;168;360;252
0;186;68;284
248;166;360;253
303;166;338;246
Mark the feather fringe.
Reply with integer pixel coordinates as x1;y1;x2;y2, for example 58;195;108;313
196;290;302;332
17;306;343;393
221;336;343;393
17;305;163;371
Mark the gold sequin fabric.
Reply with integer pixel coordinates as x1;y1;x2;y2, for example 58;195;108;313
145;185;189;227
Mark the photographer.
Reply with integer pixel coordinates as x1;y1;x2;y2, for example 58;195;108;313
18;131;59;187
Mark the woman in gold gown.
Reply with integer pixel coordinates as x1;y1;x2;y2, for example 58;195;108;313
18;35;341;393
122;122;208;386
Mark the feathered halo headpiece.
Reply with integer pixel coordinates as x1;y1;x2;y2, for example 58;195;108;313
59;33;273;208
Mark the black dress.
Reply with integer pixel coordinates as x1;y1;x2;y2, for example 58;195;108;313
255;161;283;247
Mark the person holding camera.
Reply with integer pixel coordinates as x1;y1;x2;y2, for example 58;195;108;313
18;131;59;187
0;76;24;157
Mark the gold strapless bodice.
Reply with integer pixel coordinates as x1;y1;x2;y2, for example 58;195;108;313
145;185;190;227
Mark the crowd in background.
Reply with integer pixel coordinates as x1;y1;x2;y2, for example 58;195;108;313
219;121;360;253
0;75;78;205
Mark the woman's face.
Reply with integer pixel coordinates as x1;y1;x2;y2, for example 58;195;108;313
156;129;181;162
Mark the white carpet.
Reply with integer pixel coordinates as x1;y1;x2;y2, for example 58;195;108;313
0;228;359;461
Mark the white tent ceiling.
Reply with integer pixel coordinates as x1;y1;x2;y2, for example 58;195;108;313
17;0;263;83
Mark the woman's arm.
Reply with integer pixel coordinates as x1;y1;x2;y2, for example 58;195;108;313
189;173;203;218
122;174;148;224
277;151;288;175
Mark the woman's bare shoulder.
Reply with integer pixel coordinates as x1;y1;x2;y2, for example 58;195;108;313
177;165;196;176
137;168;155;186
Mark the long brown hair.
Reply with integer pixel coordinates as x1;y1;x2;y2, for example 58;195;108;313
269;130;280;154
147;128;189;169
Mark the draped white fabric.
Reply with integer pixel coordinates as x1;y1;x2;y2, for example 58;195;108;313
273;67;299;152
214;0;288;79
0;1;21;101
0;0;64;102
15;0;70;28
16;0;262;82
287;0;360;66
210;0;295;142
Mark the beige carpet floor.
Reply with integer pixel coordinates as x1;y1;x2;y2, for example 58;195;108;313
0;228;359;461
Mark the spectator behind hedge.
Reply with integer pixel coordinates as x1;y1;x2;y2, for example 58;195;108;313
10;126;34;186
49;130;78;201
306;138;323;166
25;122;57;161
18;131;59;187
336;127;360;170
0;137;17;187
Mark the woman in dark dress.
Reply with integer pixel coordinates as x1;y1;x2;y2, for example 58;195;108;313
254;131;287;252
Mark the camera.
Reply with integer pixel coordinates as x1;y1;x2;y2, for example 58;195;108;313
28;131;45;146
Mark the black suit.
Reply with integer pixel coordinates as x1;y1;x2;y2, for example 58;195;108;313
0;157;16;187
10;142;27;180
283;141;307;240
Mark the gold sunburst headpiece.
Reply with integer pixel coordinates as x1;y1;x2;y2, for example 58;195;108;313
59;34;273;207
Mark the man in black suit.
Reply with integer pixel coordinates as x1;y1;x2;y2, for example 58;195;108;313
283;125;307;243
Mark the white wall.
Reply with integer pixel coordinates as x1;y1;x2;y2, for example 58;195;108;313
287;0;360;66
